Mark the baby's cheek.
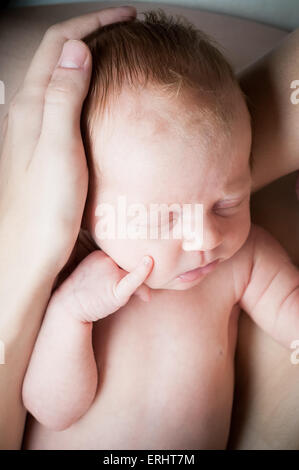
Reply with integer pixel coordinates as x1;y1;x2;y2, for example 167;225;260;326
89;205;179;287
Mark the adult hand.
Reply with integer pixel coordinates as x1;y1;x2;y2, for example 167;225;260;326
0;5;137;284
0;5;137;450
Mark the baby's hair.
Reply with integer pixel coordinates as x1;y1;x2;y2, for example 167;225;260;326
80;8;253;174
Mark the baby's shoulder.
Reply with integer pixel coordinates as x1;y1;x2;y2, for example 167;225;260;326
223;223;292;304
229;223;260;303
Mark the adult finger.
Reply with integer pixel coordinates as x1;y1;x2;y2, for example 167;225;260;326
9;6;137;156
37;39;92;157
23;6;137;91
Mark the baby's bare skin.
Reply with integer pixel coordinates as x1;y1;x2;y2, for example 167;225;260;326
22;243;241;449
20;79;299;449
22;223;299;449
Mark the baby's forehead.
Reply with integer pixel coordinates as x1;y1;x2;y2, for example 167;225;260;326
96;85;234;154
110;86;191;137
90;84;250;181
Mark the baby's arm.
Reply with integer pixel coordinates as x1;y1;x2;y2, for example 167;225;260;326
22;251;153;431
239;224;299;349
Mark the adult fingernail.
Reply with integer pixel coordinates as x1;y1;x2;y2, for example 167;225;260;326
119;5;136;13
57;40;88;69
118;6;137;18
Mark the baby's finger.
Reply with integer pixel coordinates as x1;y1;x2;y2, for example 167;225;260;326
134;283;151;302
113;256;153;304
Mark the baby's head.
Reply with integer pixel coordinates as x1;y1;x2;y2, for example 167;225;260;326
81;9;252;291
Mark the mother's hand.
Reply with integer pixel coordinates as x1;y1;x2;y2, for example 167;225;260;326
0;5;136;282
0;5;137;450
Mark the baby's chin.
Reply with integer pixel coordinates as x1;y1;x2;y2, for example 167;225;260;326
145;274;208;292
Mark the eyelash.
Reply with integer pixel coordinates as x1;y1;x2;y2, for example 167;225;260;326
135;198;246;228
160;203;243;226
213;198;246;217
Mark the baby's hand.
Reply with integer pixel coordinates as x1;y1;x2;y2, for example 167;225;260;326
55;251;154;323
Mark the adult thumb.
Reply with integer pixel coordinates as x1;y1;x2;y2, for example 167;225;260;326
40;39;91;144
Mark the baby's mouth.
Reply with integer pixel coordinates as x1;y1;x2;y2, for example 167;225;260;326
176;259;220;282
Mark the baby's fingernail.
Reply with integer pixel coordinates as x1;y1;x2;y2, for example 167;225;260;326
143;256;152;266
142;291;151;302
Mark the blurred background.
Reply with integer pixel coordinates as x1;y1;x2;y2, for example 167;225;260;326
1;0;299;30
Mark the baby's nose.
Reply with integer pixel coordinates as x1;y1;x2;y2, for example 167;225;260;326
182;214;222;252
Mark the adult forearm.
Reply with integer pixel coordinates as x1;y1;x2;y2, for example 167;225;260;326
0;247;56;449
238;28;299;192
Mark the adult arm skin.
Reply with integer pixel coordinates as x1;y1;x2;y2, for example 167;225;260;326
228;27;299;449
238;27;299;192
0;5;137;450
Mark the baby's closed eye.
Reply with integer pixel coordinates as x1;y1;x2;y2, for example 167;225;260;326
213;196;249;217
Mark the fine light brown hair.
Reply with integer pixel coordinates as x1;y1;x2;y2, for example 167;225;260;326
80;9;252;175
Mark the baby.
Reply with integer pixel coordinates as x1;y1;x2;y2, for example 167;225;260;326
21;10;299;450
